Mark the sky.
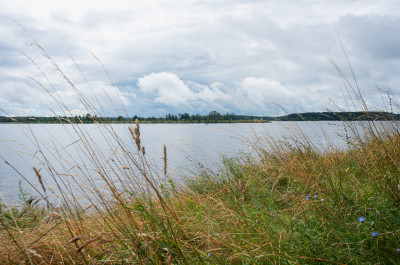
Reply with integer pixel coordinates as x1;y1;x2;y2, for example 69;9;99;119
0;0;400;117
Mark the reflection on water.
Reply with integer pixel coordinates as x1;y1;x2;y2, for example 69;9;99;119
0;121;394;203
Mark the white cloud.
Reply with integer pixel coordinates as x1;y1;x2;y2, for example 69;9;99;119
238;77;293;106
0;75;133;116
138;72;195;106
0;81;41;105
53;81;133;111
137;72;307;114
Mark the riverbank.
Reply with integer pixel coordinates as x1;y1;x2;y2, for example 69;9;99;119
1;120;399;264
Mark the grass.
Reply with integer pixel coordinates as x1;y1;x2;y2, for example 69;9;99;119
1;38;400;264
183;128;400;264
2;120;400;264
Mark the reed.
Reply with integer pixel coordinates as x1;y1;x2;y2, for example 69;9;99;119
1;41;400;264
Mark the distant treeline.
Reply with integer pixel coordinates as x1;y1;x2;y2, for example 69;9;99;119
0;111;398;124
275;111;400;121
0;111;272;124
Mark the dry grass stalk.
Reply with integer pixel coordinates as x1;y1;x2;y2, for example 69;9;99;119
134;119;141;151
69;236;82;244
163;144;167;176
26;249;44;262
128;119;141;151
75;237;102;255
33;167;46;193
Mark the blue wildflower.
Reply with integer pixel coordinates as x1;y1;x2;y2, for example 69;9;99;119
396;249;400;253
251;162;255;165
208;253;211;257
306;196;310;200
372;232;378;237
314;195;318;198
359;217;365;223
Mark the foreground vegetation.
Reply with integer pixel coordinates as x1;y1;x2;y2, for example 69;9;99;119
1;116;400;264
1;37;400;264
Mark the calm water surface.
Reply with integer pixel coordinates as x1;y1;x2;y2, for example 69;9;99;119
0;121;389;203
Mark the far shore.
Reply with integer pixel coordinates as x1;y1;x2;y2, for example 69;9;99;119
0;111;398;124
0;120;272;124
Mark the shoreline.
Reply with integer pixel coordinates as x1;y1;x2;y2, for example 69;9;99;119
0;120;272;124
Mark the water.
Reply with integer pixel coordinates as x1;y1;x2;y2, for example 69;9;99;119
0;121;393;203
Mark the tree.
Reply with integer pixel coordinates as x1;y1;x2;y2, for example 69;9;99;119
208;111;221;121
180;113;190;121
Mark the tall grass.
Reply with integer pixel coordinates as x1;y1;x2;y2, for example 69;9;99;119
1;41;400;264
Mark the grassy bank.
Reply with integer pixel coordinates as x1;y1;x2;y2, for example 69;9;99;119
1;118;400;264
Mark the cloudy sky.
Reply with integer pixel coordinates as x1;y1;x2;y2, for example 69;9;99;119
1;0;400;117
